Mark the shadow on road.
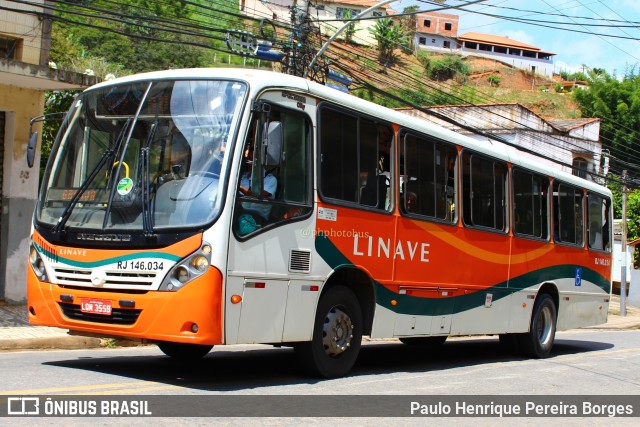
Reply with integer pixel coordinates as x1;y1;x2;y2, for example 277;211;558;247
43;336;614;391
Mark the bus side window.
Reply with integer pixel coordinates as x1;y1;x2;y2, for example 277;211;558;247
319;105;393;211
554;181;584;246
588;192;611;252
462;151;507;231
513;168;548;239
400;132;456;222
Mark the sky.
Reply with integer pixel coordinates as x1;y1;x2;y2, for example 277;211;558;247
394;0;640;76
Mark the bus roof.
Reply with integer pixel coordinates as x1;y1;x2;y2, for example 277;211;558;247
88;68;611;197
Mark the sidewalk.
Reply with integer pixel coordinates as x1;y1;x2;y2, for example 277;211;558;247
1;296;639;351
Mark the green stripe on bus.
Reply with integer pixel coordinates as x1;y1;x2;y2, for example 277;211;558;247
315;233;610;316
34;242;181;268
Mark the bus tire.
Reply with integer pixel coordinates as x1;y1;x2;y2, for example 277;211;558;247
518;293;557;358
295;286;363;378
157;341;213;360
399;336;447;347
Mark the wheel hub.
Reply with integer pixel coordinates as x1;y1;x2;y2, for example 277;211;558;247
537;305;553;346
322;306;354;357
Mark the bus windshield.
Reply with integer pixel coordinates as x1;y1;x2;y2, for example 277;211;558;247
38;79;247;232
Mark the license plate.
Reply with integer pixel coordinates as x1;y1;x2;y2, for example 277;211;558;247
80;298;112;315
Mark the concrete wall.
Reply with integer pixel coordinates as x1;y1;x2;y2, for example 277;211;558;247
0;0;44;65
0;85;44;303
416;34;456;51
313;2;391;47
416;12;459;37
459;48;555;78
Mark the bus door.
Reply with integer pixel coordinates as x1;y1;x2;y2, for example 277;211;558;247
449;151;511;335
394;132;459;336
508;169;552;332
226;92;316;345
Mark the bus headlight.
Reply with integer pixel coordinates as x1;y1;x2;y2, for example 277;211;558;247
191;255;209;272
29;244;49;281
175;266;190;284
159;242;212;291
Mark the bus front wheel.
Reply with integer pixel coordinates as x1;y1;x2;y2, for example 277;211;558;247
157;341;213;360
518;293;557;358
295;285;363;378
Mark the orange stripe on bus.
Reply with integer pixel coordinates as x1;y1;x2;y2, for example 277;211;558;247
414;221;554;265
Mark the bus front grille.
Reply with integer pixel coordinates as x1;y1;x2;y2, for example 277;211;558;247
58;302;141;325
53;268;157;287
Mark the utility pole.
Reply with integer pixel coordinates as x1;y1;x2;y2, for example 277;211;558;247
288;0;310;76
621;170;629;316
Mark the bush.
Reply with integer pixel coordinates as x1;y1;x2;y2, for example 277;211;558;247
487;74;500;86
427;54;470;81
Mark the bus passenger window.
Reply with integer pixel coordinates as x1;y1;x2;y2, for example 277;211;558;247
587;193;611;252
319;105;393;210
401;132;456;222
553;182;584;246
462;151;507;231
513;168;548;239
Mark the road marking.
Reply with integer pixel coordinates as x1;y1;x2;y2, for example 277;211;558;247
73;385;181;395
0;381;158;395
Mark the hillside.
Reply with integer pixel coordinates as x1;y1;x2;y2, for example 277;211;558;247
335;42;581;120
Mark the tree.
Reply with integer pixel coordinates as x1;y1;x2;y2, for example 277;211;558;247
572;69;640;165
398;5;419;54
342;10;359;45
368;18;407;65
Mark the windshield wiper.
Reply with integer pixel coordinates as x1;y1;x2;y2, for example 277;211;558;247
141;121;158;235
51;120;131;234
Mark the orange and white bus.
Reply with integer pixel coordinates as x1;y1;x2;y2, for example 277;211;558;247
27;68;612;378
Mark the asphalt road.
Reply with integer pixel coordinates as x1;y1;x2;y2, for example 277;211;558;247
0;329;639;396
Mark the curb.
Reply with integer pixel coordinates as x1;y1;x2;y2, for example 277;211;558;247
0;335;102;351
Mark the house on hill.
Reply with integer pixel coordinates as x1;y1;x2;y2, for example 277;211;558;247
414;12;556;77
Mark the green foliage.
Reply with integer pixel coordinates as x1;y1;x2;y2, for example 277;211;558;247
609;183;640;265
399;6;419;54
426;54;470;82
50;0;242;74
555;83;563;93
487;74;500;86
41;91;77;173
572;69;640;159
560;70;588;81
342;10;359;45
42;0;251;167
416;51;430;69
368;18;407;65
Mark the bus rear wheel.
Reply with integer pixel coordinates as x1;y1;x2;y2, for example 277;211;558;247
157;341;213;360
295;286;363;378
518;293;557;358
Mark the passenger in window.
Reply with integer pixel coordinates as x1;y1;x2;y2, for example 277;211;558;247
403;191;418;213
237;143;278;235
445;153;456;219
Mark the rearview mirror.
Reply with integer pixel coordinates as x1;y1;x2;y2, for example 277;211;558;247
262;121;282;167
27;131;38;168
